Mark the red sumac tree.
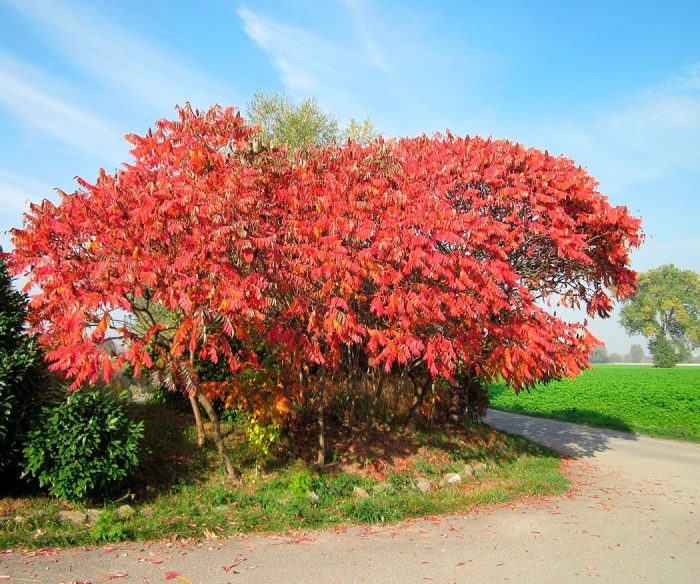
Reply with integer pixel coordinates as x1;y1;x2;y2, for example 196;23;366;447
10;105;642;472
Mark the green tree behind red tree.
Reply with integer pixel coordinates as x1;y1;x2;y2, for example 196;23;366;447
10;105;642;474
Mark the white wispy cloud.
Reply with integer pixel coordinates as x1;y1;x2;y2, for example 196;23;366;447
602;69;700;174
522;64;700;190
338;0;388;72
5;0;230;115
0;55;124;161
238;6;372;93
0;169;52;213
236;3;500;136
0;170;54;254
237;3;397;122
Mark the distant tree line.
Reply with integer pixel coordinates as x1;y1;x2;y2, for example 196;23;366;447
589;343;700;365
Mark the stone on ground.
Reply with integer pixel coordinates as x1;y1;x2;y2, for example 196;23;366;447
115;504;135;519
57;510;87;525
352;486;370;499
413;478;431;493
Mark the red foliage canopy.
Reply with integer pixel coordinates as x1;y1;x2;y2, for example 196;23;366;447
268;134;642;388
10;105;642;392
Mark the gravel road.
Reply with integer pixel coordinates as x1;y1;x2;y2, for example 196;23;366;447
3;410;699;583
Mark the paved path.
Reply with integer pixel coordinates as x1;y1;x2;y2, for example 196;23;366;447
2;411;699;583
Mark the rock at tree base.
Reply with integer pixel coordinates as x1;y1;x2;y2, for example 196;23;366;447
353;486;370;499
116;504;135;519
58;510;87;525
414;478;431;493
86;509;104;523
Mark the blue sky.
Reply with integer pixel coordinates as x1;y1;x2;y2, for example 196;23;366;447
1;0;698;353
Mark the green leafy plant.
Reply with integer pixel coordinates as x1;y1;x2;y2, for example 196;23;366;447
288;469;314;497
313;471;364;498
90;510;132;543
236;410;281;468
22;389;143;501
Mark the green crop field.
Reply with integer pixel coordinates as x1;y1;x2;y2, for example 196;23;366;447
489;364;700;441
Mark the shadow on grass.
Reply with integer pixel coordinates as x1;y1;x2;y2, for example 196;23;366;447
123;403;572;503
289;422;417;471
272;418;552;477
126;403;215;501
486;408;638;459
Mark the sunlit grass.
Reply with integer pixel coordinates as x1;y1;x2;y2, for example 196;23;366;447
0;405;567;549
490;364;700;441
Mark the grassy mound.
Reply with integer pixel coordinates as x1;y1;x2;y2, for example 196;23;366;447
0;404;567;550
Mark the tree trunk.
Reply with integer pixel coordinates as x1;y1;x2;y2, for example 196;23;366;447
449;383;462;425
317;378;326;467
348;379;357;424
366;374;385;436
191;379;239;483
405;377;430;431
189;392;206;447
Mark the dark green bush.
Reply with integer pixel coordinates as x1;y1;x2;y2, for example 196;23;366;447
0;257;50;481
22;389;144;501
453;372;490;423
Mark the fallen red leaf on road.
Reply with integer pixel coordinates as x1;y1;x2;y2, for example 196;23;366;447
165;573;191;583
27;548;58;557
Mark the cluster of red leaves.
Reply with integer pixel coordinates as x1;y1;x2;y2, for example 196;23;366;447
10;105;641;394
269;134;642;388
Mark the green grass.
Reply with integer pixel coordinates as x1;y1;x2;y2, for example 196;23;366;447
0;405;567;550
490;364;700;441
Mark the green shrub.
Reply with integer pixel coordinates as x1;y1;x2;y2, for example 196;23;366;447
649;335;682;368
288;469;314;497
0;257;51;481
455;372;490;423
90;510;133;543
22;389;143;501
146;383;190;411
